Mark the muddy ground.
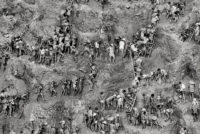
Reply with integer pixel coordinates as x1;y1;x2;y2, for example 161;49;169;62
0;0;200;134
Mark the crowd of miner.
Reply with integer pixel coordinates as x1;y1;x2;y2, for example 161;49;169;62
83;1;199;134
0;0;199;134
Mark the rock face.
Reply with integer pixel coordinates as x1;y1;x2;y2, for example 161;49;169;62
0;0;153;44
73;1;152;40
1;0;200;133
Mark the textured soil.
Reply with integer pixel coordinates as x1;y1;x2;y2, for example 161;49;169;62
0;0;200;134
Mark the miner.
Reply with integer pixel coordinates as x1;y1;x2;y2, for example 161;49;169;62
188;81;195;101
99;92;106;110
107;43;115;63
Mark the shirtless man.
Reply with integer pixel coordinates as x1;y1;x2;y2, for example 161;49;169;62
107;44;115;63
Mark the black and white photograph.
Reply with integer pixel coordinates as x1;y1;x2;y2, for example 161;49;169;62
0;0;199;134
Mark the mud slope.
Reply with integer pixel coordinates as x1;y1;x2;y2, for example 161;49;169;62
0;0;200;134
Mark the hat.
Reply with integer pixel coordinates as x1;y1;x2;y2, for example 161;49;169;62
142;108;146;111
102;121;107;124
152;116;157;121
148;24;152;28
122;38;126;41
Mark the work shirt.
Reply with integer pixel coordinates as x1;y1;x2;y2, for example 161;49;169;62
108;46;115;57
119;40;125;50
40;49;45;55
95;41;100;48
131;44;137;52
180;83;185;92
